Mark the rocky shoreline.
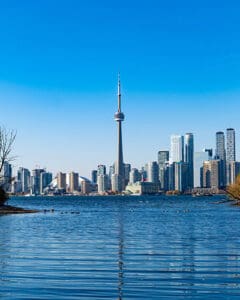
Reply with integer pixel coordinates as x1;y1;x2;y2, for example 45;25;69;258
0;205;39;214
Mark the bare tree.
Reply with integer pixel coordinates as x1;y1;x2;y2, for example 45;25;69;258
0;127;16;206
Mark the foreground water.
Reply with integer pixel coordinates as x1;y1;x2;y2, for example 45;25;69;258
0;195;240;299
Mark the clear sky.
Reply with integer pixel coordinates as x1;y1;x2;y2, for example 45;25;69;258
1;0;240;177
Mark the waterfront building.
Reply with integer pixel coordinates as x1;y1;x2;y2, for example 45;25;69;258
185;133;194;190
126;181;159;195
226;128;236;162
17;167;31;194
57;172;67;191
97;174;108;194
158;151;169;190
124;163;131;186
81;180;92;194
40;172;52;194
170;135;184;163
97;165;106;176
147;161;159;184
31;168;45;195
202;160;220;189
215;131;226;188
0;161;12;192
69;172;79;193
91;170;97;184
113;75;125;192
194;152;209;187
229;161;240;184
174;162;189;192
226;128;236;185
129;168;141;184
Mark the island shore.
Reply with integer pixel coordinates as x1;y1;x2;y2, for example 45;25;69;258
0;205;39;214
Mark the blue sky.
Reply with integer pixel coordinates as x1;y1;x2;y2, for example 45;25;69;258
1;0;240;177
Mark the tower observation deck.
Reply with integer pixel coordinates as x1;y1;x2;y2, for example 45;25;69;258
113;75;125;192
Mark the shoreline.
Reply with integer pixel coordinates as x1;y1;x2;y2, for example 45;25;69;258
0;205;39;215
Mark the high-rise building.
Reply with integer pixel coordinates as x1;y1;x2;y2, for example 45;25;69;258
194;151;208;187
174;162;189;192
91;170;97;184
158;151;169;190
226;128;236;162
57;172;66;190
202;160;220;189
17;167;31;194
69;172;79;193
81;180;92;194
147;161;159;184
229;161;240;184
0;161;12;192
31;168;45;195
113;75;125;192
40;172;52;194
129;168;141;184
98;174;109;194
226;128;236;185
124;163;131;186
170;135;184;163
215;131;226;188
185;133;194;190
97;165;106;176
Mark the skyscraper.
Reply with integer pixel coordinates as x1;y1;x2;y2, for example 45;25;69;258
185;133;194;189
113;75;125;192
158;151;169;190
17;167;31;194
170;135;184;163
226;128;236;162
147;161;159;184
69;172;79;193
226;128;236;185
215;131;226;188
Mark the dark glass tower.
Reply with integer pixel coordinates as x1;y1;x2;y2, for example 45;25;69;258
215;131;226;188
114;75;125;192
185;133;194;190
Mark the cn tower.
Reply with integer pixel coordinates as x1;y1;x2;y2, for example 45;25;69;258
114;74;125;192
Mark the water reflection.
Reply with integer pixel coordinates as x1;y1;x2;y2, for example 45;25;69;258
0;196;239;299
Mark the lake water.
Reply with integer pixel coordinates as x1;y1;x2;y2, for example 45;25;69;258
0;195;240;299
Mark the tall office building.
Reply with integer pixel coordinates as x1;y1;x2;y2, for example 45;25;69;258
158;151;169;190
170;135;184;163
185;133;194;189
194;151;208;187
226;128;236;162
129;168;141;184
113;75;125;192
69;172;79;193
40;172;52;194
226;128;236;185
57;172;67;190
0;161;12;192
98;174;109;193
17;167;31;193
31;168;45;195
97;165;106;176
147;161;159;184
174;162;189;192
229;161;240;184
215;131;226;188
91;170;97;184
124;163;131;186
202;160;220;189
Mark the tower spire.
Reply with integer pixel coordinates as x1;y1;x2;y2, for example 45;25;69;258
118;73;121;112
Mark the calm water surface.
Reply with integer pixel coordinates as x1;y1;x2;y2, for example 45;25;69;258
0;195;240;299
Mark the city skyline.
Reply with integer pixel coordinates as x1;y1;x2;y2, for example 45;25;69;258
1;1;240;176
